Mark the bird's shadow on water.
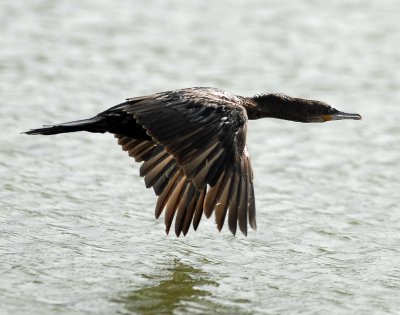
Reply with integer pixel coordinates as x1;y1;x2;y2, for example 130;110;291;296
113;259;250;315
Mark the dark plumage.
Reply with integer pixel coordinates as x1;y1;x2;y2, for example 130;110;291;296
24;87;361;236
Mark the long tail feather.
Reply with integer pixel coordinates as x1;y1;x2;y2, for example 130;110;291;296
23;117;104;135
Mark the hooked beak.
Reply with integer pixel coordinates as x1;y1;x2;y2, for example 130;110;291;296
323;111;362;122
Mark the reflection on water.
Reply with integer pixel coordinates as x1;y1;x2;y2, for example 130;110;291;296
114;260;218;314
115;259;252;315
117;260;214;314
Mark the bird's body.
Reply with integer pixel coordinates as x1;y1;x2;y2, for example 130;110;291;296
25;87;361;236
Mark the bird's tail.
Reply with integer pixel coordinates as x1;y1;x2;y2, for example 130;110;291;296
24;116;107;135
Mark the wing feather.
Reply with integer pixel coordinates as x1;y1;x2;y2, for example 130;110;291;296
143;154;175;189
181;188;200;236
238;158;248;236
193;190;206;231
154;168;181;218
203;169;226;218
174;183;196;236
113;88;257;236
215;167;234;231
165;175;187;234
228;170;240;235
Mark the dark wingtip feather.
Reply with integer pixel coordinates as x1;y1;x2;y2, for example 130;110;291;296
192;190;205;231
229;225;237;236
164;176;186;235
204;172;225;218
154;170;180;219
181;188;197;236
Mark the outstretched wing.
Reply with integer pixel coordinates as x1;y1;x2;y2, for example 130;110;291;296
114;135;206;236
118;88;256;235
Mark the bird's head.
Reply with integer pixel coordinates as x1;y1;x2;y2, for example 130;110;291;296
251;93;362;122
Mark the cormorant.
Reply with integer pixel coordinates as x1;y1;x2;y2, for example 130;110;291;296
24;87;361;236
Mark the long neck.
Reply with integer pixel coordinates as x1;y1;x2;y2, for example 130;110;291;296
244;94;298;120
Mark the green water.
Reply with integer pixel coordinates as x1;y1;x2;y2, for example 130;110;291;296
1;0;400;314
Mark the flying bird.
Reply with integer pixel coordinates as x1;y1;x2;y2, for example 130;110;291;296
24;87;361;236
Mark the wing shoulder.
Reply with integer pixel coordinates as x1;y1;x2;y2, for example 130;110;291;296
123;88;249;189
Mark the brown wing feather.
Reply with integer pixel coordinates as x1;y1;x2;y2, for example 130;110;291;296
227;170;240;235
114;88;257;236
181;188;200;236
192;190;206;231
215;169;233;231
165;175;187;234
174;183;196;237
115;134;207;236
154;168;180;218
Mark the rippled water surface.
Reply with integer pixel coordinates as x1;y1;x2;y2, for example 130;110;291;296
1;1;400;314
